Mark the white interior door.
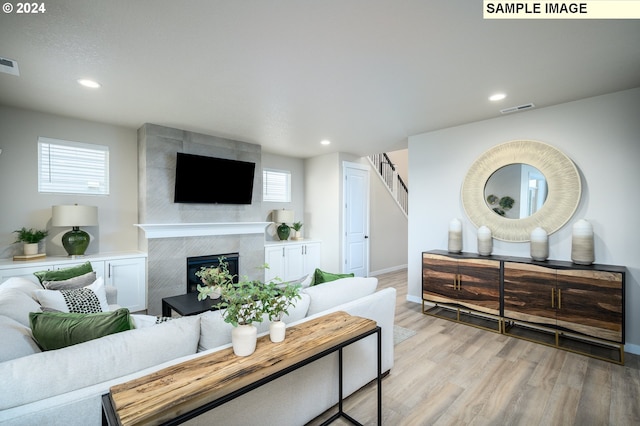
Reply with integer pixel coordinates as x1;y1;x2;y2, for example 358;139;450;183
343;162;370;276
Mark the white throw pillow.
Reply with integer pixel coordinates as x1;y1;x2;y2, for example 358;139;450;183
0;315;42;362
198;309;235;351
34;277;110;313
303;277;378;316
130;314;162;328
0;288;42;327
0;276;43;298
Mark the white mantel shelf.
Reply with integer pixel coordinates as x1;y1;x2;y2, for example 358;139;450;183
135;222;272;239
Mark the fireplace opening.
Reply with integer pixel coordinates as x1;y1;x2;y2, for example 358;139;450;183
186;253;239;293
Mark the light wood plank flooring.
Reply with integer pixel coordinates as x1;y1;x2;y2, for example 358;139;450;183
308;269;640;425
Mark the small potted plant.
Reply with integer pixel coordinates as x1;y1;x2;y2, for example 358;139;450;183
195;258;234;301
291;221;304;240
263;279;302;342
13;227;48;255
212;278;270;356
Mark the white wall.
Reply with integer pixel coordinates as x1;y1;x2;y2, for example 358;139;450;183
369;165;408;275
408;88;640;351
261;152;305;241
304;153;342;271
0;106;138;258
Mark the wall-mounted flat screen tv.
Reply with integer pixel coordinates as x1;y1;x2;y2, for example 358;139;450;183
174;152;255;204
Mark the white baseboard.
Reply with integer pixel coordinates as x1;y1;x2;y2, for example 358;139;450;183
406;294;422;304
625;343;640;355
369;264;407;276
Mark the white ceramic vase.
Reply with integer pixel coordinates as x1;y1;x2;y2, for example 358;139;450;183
530;227;549;261
231;324;258;356
571;219;594;265
23;243;38;255
208;287;222;300
477;226;492;256
269;321;286;343
448;219;462;253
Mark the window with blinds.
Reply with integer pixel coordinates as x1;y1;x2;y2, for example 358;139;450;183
262;168;291;202
38;137;110;195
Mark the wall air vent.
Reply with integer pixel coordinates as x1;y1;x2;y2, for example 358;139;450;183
0;57;20;76
500;103;535;114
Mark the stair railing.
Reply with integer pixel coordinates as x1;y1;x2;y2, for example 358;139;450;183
368;153;408;216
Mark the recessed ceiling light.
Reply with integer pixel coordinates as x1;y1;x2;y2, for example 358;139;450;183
489;93;506;101
77;79;101;89
320;140;331;146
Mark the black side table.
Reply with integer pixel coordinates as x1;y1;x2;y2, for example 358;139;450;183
161;292;221;317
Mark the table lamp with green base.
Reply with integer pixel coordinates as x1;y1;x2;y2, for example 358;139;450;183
52;204;98;256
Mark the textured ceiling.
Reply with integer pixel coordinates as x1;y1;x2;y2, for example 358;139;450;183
1;1;639;158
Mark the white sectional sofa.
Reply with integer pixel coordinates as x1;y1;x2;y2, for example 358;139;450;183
0;275;396;426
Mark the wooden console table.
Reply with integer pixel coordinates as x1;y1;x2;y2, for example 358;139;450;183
102;311;381;426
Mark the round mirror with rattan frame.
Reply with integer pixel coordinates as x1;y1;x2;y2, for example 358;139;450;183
461;140;581;242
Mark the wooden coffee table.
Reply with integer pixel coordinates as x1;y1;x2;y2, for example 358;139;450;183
102;311;381;426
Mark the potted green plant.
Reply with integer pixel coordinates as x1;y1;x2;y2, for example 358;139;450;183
206;273;270;356
291;221;303;240
195;258;234;301
13;227;48;255
263;279;302;342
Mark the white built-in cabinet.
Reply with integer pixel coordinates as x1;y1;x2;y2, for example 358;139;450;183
0;252;147;312
264;240;321;282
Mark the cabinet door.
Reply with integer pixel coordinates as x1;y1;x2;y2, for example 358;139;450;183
422;253;464;301
302;243;321;276
503;262;557;328
457;258;500;315
106;258;146;312
556;269;623;342
264;246;285;282
283;244;305;281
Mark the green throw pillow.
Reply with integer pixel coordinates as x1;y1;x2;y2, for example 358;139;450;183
312;268;355;286
29;308;132;351
34;261;93;284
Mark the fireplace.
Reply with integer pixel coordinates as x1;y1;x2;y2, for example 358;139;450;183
186;253;239;293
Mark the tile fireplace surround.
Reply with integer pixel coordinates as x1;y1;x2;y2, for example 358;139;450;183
137;222;270;315
137;123;268;316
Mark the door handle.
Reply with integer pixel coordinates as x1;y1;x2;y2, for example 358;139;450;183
364;235;369;239
551;288;555;308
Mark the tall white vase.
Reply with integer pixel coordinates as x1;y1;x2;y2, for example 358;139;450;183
572;219;594;265
231;324;258;356
477;226;492;256
269;321;286;343
448;219;462;253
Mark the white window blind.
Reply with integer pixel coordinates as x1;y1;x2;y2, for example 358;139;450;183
263;168;291;202
38;137;110;195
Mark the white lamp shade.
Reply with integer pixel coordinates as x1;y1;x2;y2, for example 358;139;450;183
273;209;294;224
52;205;98;227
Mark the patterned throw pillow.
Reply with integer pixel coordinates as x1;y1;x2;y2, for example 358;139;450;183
34;278;110;313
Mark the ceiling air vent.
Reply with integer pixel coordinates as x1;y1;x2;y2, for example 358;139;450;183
500;103;535;114
0;57;20;76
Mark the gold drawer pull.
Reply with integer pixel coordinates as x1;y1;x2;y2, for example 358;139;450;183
551;288;555;308
558;289;562;309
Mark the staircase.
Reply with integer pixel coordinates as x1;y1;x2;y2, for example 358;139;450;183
368;153;408;216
